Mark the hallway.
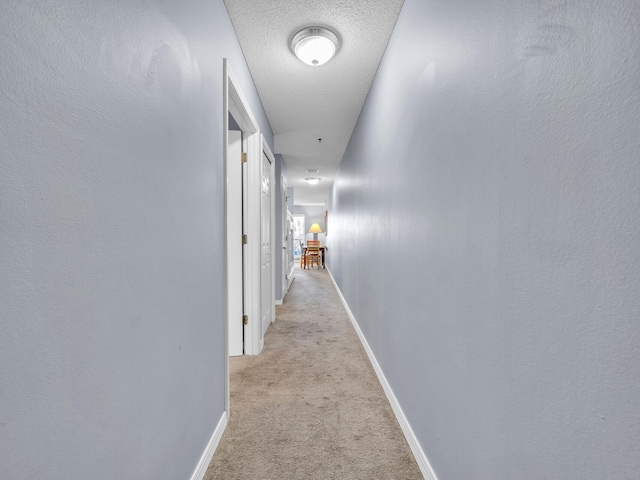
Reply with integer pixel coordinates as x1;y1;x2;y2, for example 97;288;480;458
3;2;639;479
205;267;422;479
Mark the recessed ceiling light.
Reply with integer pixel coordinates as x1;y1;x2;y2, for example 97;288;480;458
305;177;321;185
291;27;340;66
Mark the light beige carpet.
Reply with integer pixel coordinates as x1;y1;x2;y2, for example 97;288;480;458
204;267;423;480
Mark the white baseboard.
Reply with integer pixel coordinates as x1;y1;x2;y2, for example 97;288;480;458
276;271;296;306
327;268;438;480
190;411;228;480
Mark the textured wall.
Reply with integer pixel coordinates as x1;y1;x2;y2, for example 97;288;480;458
0;1;271;479
329;0;640;478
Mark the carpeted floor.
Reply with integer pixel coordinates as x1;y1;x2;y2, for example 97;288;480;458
204;266;423;480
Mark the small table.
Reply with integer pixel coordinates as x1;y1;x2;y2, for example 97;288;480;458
301;245;327;269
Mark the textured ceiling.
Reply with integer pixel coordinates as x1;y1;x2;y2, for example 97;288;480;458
224;0;405;205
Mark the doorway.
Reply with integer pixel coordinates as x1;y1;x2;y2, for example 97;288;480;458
223;59;276;413
224;59;259;414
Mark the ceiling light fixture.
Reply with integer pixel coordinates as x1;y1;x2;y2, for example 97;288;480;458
291;27;340;66
305;177;321;185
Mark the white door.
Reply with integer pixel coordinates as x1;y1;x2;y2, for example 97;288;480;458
281;183;288;294
287;213;294;276
227;130;244;356
261;152;272;338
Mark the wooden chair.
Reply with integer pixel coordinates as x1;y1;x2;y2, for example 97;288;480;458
305;240;321;269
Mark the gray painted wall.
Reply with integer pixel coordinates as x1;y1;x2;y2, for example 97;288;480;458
0;2;272;479
329;0;640;479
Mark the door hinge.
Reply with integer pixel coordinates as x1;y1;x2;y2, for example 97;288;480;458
242;234;248;245
241;152;247;163
242;315;248;325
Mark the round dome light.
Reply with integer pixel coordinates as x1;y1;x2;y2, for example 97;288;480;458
291;27;340;66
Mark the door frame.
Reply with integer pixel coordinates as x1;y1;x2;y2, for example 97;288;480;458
223;59;261;413
261;136;276;328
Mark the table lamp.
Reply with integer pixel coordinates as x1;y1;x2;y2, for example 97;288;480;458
309;223;323;240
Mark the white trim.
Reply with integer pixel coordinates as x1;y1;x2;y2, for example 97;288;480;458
227;64;259;134
327;268;439;480
287;264;295;287
283;262;295;299
189;411;228;480
222;59;231;415
245;132;262;355
276;271;294;305
224;59;262;357
262;134;277;325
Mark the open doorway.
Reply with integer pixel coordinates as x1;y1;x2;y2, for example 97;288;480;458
224;59;259;415
223;59;276;414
